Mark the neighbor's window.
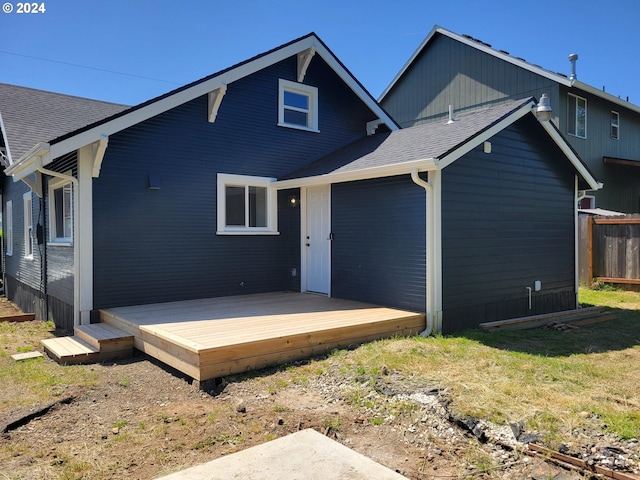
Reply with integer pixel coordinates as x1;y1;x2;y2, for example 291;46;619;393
216;174;278;235
23;192;33;258
611;111;619;140
49;177;73;244
5;200;13;256
567;93;587;138
278;79;318;132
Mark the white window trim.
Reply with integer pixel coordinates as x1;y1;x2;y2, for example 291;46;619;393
23;192;34;259
216;173;279;235
5;200;13;256
48;175;74;246
611;110;620;140
277;79;319;133
568;93;587;139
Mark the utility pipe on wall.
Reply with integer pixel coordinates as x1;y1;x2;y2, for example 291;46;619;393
411;169;434;337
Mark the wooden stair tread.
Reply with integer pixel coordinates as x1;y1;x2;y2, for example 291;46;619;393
42;336;99;357
74;324;134;351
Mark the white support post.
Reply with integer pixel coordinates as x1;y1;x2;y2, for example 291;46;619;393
77;146;94;325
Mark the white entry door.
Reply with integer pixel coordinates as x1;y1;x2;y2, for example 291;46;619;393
306;185;331;294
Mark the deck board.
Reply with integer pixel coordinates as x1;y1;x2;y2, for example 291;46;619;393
101;293;425;382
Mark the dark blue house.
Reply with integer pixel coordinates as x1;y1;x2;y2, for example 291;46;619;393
1;33;599;335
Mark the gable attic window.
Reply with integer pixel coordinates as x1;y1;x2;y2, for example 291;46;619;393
567;93;587;138
611;111;619;140
49;176;73;244
216;174;278;235
278;79;319;132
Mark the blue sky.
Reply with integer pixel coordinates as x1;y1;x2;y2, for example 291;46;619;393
1;0;639;107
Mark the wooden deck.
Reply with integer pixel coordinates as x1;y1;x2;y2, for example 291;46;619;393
99;292;425;385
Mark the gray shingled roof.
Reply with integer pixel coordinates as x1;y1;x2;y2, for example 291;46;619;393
0;83;130;161
283;98;533;179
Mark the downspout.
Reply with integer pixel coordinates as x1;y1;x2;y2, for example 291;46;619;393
411;169;434;337
34;158;80;327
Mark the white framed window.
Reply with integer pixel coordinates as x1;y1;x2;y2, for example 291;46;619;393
611;111;619;140
23;192;33;258
49;177;73;244
278;79;319;132
567;93;587;138
5;200;13;256
216;174;278;235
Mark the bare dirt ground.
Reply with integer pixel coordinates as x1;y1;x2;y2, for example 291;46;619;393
3;347;637;480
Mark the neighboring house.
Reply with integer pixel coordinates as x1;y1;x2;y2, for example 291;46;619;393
380;26;640;214
0;33;598;334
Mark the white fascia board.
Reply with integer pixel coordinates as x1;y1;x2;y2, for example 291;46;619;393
539;120;601;191
572;80;640;115
380;26;572;102
272;158;438;189
6;142;51;181
311;41;398;132
26;35;395;169
438;101;534;169
0;112;13;166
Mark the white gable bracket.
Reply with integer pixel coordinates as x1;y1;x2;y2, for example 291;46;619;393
366;119;384;136
21;173;44;198
297;48;316;82
91;135;109;178
208;85;228;123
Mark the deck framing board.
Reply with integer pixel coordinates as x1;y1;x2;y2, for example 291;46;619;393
100;293;425;382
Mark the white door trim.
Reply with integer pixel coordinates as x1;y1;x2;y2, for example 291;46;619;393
301;185;331;295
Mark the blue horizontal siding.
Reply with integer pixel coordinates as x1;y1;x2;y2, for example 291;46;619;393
441;115;577;331
93;55;375;308
332;176;426;312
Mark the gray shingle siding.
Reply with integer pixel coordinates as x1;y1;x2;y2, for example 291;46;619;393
92;55;376;308
441;115;577;332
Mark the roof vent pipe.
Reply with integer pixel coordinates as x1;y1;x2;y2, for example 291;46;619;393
569;53;578;81
447;105;455;124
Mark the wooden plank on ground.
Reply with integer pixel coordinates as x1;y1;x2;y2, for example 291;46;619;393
0;313;36;323
11;351;44;361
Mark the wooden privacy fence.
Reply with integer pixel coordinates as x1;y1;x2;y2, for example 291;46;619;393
578;214;640;288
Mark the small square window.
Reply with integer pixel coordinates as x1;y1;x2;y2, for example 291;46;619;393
278;79;318;132
217;174;278;235
567;93;587;138
611;111;619;140
49;176;73;244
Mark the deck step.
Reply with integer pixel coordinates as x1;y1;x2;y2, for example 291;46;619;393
42;336;101;365
75;323;134;353
479;307;607;332
42;323;134;365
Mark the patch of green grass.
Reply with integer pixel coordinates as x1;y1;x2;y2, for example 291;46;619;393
338;288;640;444
371;417;384;425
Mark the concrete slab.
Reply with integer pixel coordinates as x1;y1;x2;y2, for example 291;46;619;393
155;428;408;480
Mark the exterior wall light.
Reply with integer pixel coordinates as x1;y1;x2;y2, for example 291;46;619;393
536;93;553;122
289;194;298;207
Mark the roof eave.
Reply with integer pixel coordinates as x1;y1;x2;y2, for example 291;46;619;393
538;120;601;191
5;142;50;180
379;27;572;102
24;34;397;168
272;158;438;189
438;100;535;169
